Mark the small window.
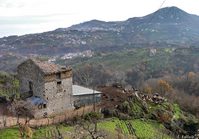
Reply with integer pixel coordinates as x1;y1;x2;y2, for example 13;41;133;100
57;81;62;85
43;104;47;108
29;81;33;92
57;81;62;93
56;72;61;79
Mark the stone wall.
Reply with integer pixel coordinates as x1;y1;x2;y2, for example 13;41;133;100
61;70;72;79
44;70;72;82
17;60;73;118
0;105;98;129
17;60;45;98
41;77;73;118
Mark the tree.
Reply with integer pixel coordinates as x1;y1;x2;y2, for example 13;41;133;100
143;85;153;94
158;80;172;95
73;64;112;88
125;69;144;88
71;113;106;139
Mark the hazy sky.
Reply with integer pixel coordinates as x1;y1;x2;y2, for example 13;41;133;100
0;0;199;37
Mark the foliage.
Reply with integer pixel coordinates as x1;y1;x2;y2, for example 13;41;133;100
0;71;20;100
73;64;113;87
143;85;153;94
172;104;182;120
83;112;103;121
157;80;172;94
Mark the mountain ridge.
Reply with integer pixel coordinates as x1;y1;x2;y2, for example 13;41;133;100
69;6;199;31
0;6;199;58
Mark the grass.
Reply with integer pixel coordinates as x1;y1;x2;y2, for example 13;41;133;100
173;103;182;120
32;124;73;139
0;118;174;139
98;118;118;133
130;119;172;139
0;124;73;139
0;127;19;139
98;118;173;139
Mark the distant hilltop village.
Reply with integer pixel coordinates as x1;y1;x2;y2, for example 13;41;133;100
17;59;101;118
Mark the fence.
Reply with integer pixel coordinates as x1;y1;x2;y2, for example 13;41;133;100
0;105;99;129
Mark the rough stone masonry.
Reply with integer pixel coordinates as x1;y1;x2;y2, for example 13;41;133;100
17;59;73;118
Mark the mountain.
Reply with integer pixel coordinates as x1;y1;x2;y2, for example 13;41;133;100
69;6;199;44
1;6;199;71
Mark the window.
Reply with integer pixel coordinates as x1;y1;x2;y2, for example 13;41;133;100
57;81;62;85
43;104;47;108
57;81;63;93
29;81;33;92
56;72;61;79
28;81;33;96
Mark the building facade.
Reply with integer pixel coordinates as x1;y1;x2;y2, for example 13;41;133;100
17;59;73;118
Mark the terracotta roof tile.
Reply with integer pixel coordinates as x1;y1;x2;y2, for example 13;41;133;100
30;59;71;75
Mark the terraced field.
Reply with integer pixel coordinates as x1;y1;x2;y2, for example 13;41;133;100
0;118;173;139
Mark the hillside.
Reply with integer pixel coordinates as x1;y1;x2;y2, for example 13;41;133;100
1;6;199;57
0;85;198;138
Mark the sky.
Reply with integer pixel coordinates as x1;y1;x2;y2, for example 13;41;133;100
0;0;199;37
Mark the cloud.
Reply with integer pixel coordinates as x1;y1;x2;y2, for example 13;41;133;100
0;0;26;8
0;0;199;37
0;12;83;37
0;13;77;25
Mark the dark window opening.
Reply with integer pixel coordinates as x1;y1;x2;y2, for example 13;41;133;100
56;72;61;79
57;81;63;93
29;81;33;92
28;81;33;96
57;81;62;85
43;104;47;108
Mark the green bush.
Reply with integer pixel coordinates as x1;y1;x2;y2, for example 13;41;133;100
83;112;102;121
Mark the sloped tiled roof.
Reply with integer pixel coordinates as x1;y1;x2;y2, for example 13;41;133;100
18;59;71;75
32;59;60;74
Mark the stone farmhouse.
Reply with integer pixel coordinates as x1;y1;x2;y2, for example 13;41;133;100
17;59;101;118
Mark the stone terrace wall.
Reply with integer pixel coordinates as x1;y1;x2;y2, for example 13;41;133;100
0;105;98;129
